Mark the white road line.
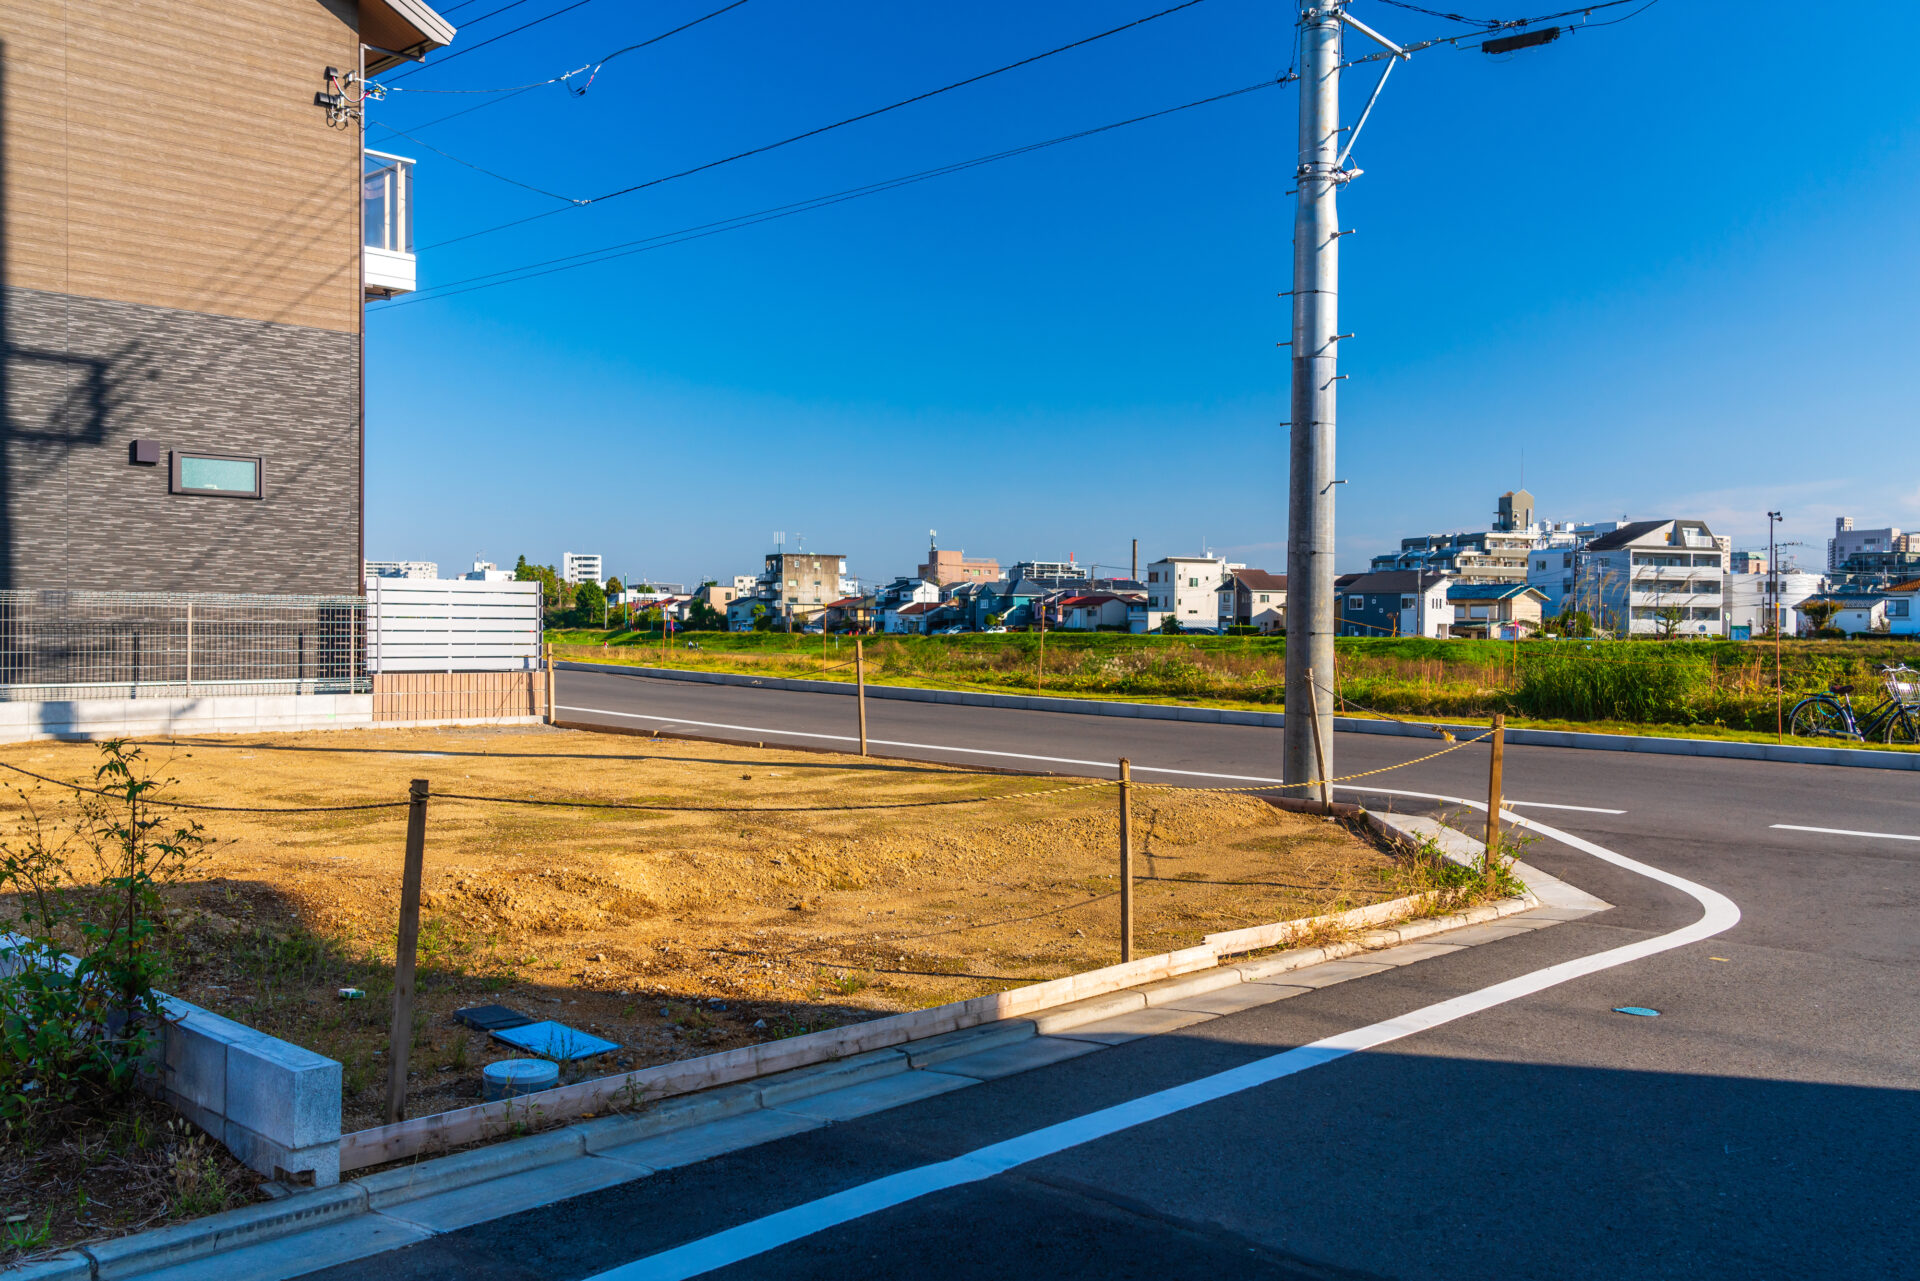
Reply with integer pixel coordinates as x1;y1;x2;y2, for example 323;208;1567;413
1505;801;1627;815
554;704;1620;803
1770;823;1920;842
578;788;1734;1280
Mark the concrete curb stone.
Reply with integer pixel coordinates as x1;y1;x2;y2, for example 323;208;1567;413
559;659;1920;773
66;828;1594;1280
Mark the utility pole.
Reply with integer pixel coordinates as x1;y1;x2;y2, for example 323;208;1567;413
1284;3;1344;791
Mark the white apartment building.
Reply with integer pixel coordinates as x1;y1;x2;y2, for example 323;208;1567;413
1527;519;1728;636
461;559;514;582
364;560;438;580
1725;571;1826;637
1144;556;1243;631
1828;517;1907;570
733;574;758;595
562;552;604;587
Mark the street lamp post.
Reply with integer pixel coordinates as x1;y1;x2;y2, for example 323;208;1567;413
1768;511;1783;739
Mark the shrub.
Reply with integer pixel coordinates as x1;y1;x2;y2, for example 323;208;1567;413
0;742;207;1134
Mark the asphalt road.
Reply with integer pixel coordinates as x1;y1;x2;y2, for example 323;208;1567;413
320;670;1919;1280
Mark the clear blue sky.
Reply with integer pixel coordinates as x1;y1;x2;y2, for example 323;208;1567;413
364;0;1919;585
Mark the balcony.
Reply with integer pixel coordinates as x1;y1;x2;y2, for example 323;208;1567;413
364;150;415;298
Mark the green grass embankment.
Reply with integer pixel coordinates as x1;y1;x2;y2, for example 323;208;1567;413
547;629;1920;751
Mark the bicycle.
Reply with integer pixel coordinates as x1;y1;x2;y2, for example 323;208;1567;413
1787;664;1920;744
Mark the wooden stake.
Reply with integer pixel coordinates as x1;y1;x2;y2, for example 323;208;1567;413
1037;597;1046;690
855;638;869;756
1304;666;1331;805
1485;714;1506;881
544;643;555;723
385;779;430;1125
1118;758;1133;963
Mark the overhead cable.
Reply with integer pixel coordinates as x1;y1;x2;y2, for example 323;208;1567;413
421;0;1221;251
371;74;1290;311
1340;0;1661;67
376;0;754;96
381;0;603;82
375;122;586;203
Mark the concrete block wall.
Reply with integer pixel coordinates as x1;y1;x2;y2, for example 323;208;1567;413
0;693;373;743
0;935;343;1184
158;998;342;1186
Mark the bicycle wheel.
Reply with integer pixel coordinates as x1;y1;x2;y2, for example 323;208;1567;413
1788;696;1850;739
1885;708;1920;746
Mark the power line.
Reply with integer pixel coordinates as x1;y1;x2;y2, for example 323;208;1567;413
376;122;585;203
375;0;753;96
1339;0;1662;67
382;0;602;82
421;0;1221;251
456;0;542;27
369;75;1290;312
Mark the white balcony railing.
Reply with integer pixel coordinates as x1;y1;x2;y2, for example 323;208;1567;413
364;150;416;298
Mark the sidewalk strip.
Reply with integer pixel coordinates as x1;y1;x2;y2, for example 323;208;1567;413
580;806;1740;1281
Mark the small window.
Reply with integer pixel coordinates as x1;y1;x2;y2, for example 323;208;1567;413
1189;577;1199;587
1401;595;1416;610
1347;596;1363;612
171;452;261;498
1258;594;1269;603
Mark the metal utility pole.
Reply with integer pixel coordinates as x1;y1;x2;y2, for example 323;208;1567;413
1284;3;1345;791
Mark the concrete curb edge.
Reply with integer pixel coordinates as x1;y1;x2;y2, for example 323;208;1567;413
556;659;1920;773
15;818;1599;1281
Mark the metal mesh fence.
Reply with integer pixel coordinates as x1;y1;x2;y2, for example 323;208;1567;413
0;590;366;701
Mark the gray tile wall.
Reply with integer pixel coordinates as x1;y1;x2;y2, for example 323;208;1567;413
1;285;360;594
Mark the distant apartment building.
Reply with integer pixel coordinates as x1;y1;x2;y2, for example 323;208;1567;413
918;538;999;586
733;551;853;628
1730;551;1768;575
1726;571;1826;637
1145;556;1242;630
562;553;604;587
695;583;737;612
1008;560;1086;587
364;560;439;580
1528;520;1729;636
733;574;758;595
1828;518;1912;571
461;559;513;582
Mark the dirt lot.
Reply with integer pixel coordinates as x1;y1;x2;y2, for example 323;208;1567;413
0;725;1405;1132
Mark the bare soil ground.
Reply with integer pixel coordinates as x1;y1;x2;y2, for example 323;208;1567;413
1;726;1402;1134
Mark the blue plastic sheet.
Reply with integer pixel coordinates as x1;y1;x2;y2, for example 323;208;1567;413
490;1020;621;1061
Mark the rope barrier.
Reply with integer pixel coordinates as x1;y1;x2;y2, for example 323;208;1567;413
433;777;1114;813
0;759;412;813
1130;727;1494;796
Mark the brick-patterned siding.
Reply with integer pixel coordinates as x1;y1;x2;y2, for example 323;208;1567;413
2;286;359;594
372;672;545;723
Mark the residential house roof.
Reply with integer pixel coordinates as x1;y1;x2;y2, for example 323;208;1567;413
1340;571;1450;594
896;601;940;616
1226;569;1288;592
363;1;459;73
1446;583;1547;602
1582;519;1716;552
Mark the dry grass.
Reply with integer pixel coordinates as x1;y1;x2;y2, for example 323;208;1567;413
0;726;1402;1131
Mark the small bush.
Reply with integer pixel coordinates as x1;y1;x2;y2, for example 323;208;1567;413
0;742;208;1135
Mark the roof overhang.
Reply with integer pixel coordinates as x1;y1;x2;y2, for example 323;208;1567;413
362;0;458;74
